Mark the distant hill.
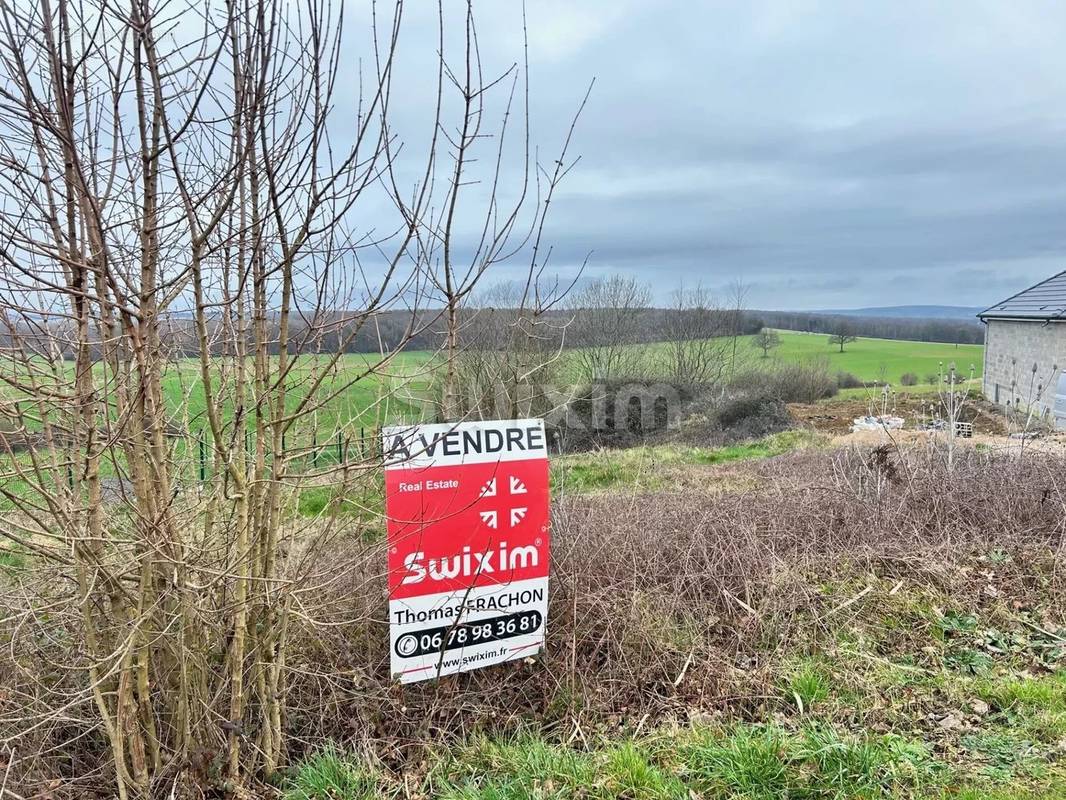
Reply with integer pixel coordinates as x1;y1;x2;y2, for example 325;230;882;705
811;305;982;320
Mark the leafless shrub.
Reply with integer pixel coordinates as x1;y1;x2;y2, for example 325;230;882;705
567;276;653;381
445;282;575;423
836;371;864;389
1001;358;1060;445
714;395;792;439
554;379;693;451
731;359;838;404
932;362;977;470
0;446;1040;789
726;279;752;378
660;284;732;384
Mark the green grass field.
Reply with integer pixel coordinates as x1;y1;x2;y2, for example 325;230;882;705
0;331;984;439
152;351;435;433
0;351;438;507
0;330;984;507
757;330;983;386
0;351;436;438
555;330;983;390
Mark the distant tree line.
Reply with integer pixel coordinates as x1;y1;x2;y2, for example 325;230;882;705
4;300;764;361
4;297;978;365
753;310;984;345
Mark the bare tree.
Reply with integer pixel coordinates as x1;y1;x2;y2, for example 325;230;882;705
828;322;859;353
567;275;652;381
751;328;781;359
726;278;750;377
419;5;592;421
661;284;731;383
0;1;576;793
450;280;574;421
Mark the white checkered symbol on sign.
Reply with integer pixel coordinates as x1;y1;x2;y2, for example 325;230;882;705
478;473;528;529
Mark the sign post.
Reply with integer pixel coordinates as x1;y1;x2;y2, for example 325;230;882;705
382;419;550;683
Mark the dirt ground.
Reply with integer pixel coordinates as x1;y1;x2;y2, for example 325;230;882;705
789;391;1066;456
789;391;1005;435
830;426;1066;457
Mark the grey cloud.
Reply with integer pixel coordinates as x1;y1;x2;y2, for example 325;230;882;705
361;2;1066;309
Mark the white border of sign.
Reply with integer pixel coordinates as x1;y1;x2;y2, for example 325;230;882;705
383;419;549;684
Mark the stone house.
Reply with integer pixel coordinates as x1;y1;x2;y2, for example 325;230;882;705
978;270;1066;426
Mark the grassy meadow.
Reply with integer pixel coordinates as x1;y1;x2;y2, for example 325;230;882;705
0;331;984;440
0;351;437;507
153;351;436;433
0;351;435;432
0;329;983;506
554;330;982;391
756;330;983;386
163;330;983;431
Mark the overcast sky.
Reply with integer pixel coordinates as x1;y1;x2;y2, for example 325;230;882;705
367;1;1066;311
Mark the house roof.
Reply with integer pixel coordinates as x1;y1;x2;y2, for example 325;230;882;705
978;270;1066;322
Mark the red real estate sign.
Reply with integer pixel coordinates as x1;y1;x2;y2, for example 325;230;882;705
381;419;550;683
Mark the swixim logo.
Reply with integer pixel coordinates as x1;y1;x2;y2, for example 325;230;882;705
477;474;528;530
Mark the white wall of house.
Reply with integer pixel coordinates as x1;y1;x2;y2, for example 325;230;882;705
982;319;1066;420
